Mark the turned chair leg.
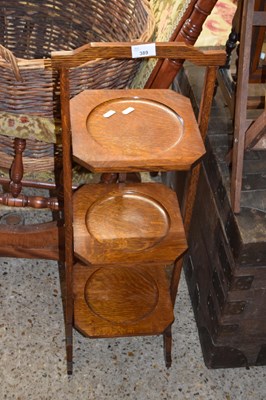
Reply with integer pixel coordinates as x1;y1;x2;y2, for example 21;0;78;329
10;137;26;198
163;325;172;368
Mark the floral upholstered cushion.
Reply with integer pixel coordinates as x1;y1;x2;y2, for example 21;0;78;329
196;0;236;47
0;112;57;143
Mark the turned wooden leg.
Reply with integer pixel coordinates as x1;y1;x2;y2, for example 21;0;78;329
224;27;238;70
163;325;172;368
9;137;26;197
101;173;141;184
145;0;219;89
100;173;119;184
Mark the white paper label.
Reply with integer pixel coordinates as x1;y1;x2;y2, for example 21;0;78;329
122;107;135;115
131;43;156;59
103;110;116;118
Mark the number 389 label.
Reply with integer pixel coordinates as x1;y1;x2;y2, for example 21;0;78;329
131;43;156;58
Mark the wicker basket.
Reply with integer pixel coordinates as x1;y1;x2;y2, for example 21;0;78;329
0;0;154;175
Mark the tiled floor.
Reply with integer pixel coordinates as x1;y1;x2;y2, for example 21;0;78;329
1;255;266;400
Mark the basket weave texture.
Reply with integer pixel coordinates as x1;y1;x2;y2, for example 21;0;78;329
0;0;154;174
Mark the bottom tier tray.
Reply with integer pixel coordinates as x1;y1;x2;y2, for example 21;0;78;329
73;262;174;338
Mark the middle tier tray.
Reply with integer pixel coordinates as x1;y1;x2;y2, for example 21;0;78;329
73;182;187;265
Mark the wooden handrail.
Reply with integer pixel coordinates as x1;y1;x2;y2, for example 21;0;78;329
51;42;226;69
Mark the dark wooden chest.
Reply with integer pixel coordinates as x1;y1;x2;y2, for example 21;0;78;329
183;139;266;368
170;62;266;369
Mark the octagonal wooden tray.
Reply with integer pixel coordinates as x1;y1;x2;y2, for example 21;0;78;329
70;89;205;172
73;182;187;265
74;262;174;338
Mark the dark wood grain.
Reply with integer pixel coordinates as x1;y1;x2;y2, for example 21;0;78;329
186;163;266;368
